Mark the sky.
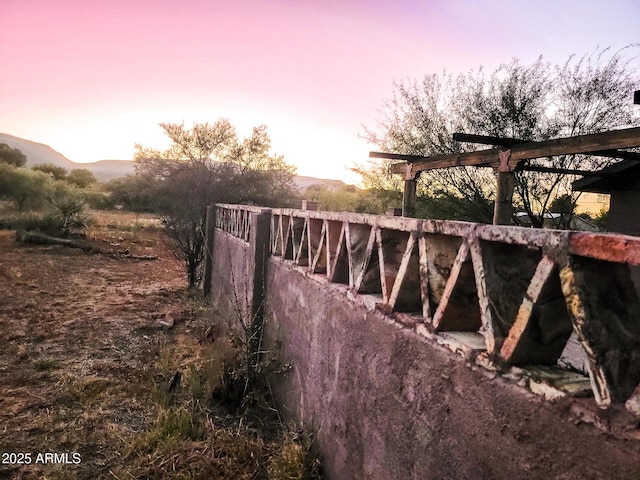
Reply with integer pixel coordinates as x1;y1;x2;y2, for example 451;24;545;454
1;0;639;183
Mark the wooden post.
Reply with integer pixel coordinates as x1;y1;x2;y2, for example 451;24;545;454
493;150;515;225
403;178;417;218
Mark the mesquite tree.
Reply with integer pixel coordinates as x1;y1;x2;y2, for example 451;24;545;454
134;120;297;288
361;47;639;225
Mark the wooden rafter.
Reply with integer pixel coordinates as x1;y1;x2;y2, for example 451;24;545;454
379;126;640;178
453;132;640;162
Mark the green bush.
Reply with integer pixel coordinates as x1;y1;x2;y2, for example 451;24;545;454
0;213;61;235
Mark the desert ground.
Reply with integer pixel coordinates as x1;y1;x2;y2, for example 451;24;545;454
0;211;316;479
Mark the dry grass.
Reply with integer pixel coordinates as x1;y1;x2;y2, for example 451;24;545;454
0;209;321;479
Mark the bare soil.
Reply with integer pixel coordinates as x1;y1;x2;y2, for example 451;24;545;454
0;212;196;478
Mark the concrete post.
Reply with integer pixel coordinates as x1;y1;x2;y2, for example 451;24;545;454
248;208;272;379
249;208;273;320
203;205;216;298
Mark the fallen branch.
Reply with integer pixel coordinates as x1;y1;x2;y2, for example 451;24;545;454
15;230;159;261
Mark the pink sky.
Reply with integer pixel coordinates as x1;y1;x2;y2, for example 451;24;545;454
1;0;639;182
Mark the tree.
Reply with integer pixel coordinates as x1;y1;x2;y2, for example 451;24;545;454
105;175;159;212
361;47;639;226
66;168;97;188
303;184;392;214
0;164;52;212
135;120;298;288
0;144;27;167
32;163;68;180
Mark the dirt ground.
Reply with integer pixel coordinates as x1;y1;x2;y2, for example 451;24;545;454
0;210;307;480
0;211;319;480
0;212;196;478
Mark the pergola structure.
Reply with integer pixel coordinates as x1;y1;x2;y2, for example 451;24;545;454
371;126;640;224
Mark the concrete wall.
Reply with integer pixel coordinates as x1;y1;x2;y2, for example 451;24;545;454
263;259;640;480
608;190;640;237
205;206;271;329
206;208;640;479
208;230;254;325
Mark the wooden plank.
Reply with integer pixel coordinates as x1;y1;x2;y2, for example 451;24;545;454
390;151;501;177
519;165;632;177
454;132;640;162
370;151;428;162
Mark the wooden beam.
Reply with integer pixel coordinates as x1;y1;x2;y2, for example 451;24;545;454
387;126;640;176
493;151;514;225
389;150;501;177
518;165;630;177
454;133;640;162
402;179;417;217
504;127;640;162
370;151;429;163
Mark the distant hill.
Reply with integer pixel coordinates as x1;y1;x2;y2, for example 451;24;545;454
0;133;135;182
0;133;351;188
293;176;346;191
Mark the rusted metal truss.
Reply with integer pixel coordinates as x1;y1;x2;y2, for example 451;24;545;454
265;208;640;408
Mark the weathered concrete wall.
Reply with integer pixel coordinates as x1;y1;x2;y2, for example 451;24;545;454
263;261;640;479
206;205;640;479
206;207;271;327
208;230;255;325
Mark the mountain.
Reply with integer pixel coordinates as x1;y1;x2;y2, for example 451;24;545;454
293;175;346;191
0;133;351;188
0;133;135;182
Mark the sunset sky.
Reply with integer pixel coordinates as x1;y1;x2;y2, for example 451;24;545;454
1;0;639;182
